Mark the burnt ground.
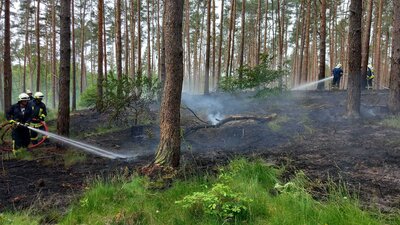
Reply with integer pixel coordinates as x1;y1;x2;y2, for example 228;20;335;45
0;90;399;215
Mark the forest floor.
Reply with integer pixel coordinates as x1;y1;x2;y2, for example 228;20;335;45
0;90;399;215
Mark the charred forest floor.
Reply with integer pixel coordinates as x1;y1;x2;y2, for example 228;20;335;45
0;90;399;217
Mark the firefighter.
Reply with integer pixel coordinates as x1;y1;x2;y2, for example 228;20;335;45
26;89;34;101
366;64;375;89
6;93;32;152
331;63;343;89
28;92;47;144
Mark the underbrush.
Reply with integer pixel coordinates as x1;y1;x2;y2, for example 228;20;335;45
4;159;399;225
381;115;400;129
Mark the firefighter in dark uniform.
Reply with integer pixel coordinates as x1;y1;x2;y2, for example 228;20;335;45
331;64;343;89
28;92;47;144
6;93;32;152
26;89;34;101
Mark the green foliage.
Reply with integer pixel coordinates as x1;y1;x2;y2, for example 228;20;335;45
102;73;160;125
78;84;98;108
219;54;286;95
175;183;252;220
0;212;40;225
381;115;400;129
5;159;399;225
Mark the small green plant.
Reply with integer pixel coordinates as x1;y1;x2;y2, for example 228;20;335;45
219;54;286;95
382;116;400;129
175;183;252;220
78;84;97;108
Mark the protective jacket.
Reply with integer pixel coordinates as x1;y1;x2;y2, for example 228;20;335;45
28;100;47;122
332;67;343;78
6;103;32;124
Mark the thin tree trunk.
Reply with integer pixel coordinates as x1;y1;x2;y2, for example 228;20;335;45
238;0;245;80
147;0;152;79
264;0;268;54
97;0;104;110
36;0;41;91
229;0;237;77
216;0;225;89
157;0;161;79
212;0;216;90
204;0;211;94
130;0;136;78
298;0;305;85
346;0;362;117
317;0;326;90
116;0;122;80
3;0;11;113
80;0;86;94
125;0;130;77
361;0;373;89
72;0;77;111
52;0;56;108
255;0;261;65
57;0;71;136
302;0;310;85
374;0;384;89
225;0;235;77
389;0;400;113
103;3;107;80
137;0;142;77
23;0;31;92
154;0;184;168
184;0;191;91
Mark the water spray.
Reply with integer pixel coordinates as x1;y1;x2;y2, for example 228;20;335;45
25;125;133;160
291;76;334;91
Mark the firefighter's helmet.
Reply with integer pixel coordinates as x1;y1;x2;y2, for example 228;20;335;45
18;93;30;101
34;92;44;100
26;89;32;94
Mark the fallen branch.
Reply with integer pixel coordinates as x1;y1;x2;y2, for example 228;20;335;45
181;105;209;125
184;113;277;136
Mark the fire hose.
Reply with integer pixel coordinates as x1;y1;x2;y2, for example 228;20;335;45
0;120;49;152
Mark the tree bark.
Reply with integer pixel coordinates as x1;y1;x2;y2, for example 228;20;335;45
116;0;123;80
212;0;216;90
80;0;87;94
97;0;104;110
3;0;11;114
204;0;211;94
72;0;77;111
255;0;261;65
138;0;142;77
317;0;326;90
388;0;400;113
23;0;32;92
302;0;311;85
225;0;235;77
130;0;136;78
238;0;245;80
216;0;224;89
154;0;184;168
346;0;362;117
184;0;191;90
374;0;384;89
57;0;71;136
52;0;56;108
36;0;41;91
147;0;152;79
361;0;373;90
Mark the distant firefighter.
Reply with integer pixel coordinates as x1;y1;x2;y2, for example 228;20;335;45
366;64;375;89
331;64;343;89
28;92;47;144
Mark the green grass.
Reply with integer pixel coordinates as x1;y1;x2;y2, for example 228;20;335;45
63;149;87;167
268;115;289;132
0;212;40;225
4;159;400;225
382;115;400;129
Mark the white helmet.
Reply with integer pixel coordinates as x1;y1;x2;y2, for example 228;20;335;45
18;93;30;101
26;89;32;94
336;63;342;68
368;64;373;70
34;92;44;99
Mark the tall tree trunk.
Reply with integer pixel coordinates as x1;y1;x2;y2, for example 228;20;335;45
36;0;41;91
116;0;123;80
204;0;211;94
225;0;235;77
229;0;237;76
130;0;136;78
302;0;310;85
298;0;305;85
346;0;362;117
23;0;32;92
238;0;245;80
3;0;11;113
317;0;326;90
374;0;384;89
361;0;373;89
263;0;268;54
57;0;71;136
255;0;261;65
97;0;104;110
52;0;56;108
185;0;191;90
157;0;161;79
137;0;142;77
277;0;284;88
192;2;200;93
212;0;216;90
125;0;130;77
103;3;107;80
72;0;77;111
154;0;184;168
217;0;224;89
147;0;152;79
389;0;400;113
80;0;86;94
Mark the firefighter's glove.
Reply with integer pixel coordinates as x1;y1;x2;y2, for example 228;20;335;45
39;114;46;121
8;120;16;124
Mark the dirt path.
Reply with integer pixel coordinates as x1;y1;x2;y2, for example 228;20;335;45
1;90;399;213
